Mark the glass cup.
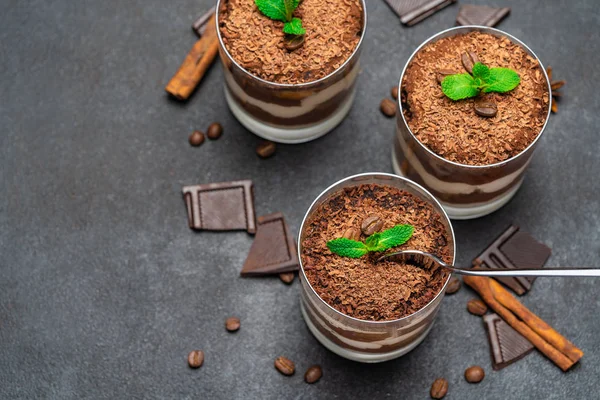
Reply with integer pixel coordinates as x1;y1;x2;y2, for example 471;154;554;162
215;0;367;144
297;173;456;363
392;26;552;220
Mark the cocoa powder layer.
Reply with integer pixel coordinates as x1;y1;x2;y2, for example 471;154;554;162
402;32;550;166
218;0;363;84
301;184;452;321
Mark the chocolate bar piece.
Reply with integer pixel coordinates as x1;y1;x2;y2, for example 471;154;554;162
473;225;551;295
384;0;457;26
241;213;299;276
456;4;510;27
192;6;216;37
182;180;256;234
484;313;534;370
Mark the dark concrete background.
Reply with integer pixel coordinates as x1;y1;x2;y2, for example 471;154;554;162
1;0;599;398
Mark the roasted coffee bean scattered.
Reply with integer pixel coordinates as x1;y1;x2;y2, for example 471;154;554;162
256;140;276;158
461;51;480;74
279;272;295;284
430;378;448;399
380;98;396;117
474;98;498;117
436;69;456;84
361;214;383;236
391;86;399;100
284;34;305;51
464;365;485;383
445;277;461;295
225;317;240;332
274;356;295;376
189;130;205;147
467;299;488;316
187;350;204;368
304;365;323;384
206;122;223;140
342;227;361;241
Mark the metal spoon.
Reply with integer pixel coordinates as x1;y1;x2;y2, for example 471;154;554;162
378;250;600;277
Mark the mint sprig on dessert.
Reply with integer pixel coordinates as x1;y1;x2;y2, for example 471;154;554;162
327;224;414;258
255;0;306;36
441;62;520;101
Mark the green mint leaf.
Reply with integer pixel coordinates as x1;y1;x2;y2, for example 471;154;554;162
472;62;490;83
441;73;480;100
482;68;520;93
283;17;305;35
283;0;297;20
376;224;414;251
255;0;288;22
327;238;368;258
364;233;381;251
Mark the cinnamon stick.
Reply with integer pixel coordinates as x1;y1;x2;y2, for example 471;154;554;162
464;275;583;371
165;14;219;100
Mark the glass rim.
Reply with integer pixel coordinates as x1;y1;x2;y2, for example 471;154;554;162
215;0;367;89
297;172;457;326
396;25;552;170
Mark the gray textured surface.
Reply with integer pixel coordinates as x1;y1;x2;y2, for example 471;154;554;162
1;0;599;398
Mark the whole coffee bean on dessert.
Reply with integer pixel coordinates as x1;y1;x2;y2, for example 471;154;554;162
304;365;323;384
187;350;204;368
274;356;295;376
225;317;240;332
301;184;452;321
430;378;449;399
360;214;383;236
464;365;485;383
401;31;549;165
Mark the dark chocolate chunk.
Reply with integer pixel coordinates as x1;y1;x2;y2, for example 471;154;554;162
192;6;216;37
241;213;299;276
484;313;534;370
384;0;457;26
182;180;256;234
472;225;551;295
456;4;510;27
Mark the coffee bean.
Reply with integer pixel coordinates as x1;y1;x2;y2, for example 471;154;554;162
464;366;485;383
445;277;461;295
304;365;322;384
361;215;383;236
437;69;457;84
284;34;305;51
430;378;448;399
467;299;488;316
342;227;361;242
461;51;480;74
474;98;498;117
225;317;240;332
391;86;399;100
274;356;295;376
187;350;204;368
256;140;276;158
380;98;396;118
189;130;205;147
206;122;223;140
279;272;295;284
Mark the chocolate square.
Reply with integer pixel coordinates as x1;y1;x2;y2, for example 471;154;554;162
456;4;510;27
484;313;534;370
473;225;551;295
241;213;299;276
182;180;256;234
384;0;457;26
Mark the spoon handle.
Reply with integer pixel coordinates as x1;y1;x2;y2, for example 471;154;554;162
455;267;600;278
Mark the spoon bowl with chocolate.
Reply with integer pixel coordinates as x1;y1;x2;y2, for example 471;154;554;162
216;0;366;143
298;173;456;363
392;26;551;219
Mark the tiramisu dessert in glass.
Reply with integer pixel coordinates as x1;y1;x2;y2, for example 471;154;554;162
298;173;456;362
392;26;551;219
216;0;366;143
